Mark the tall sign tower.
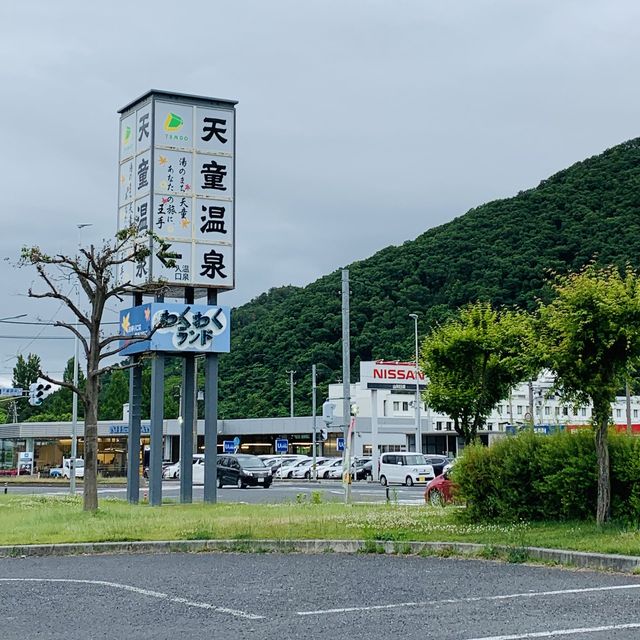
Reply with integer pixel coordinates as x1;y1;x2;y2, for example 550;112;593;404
117;90;237;506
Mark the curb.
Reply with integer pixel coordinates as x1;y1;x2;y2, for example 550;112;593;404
0;539;639;572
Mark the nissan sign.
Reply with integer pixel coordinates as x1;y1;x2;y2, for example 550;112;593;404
359;360;426;390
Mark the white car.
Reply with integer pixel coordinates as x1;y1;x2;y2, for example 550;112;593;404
162;461;180;479
289;457;333;479
275;457;312;479
319;458;344;479
378;452;435;486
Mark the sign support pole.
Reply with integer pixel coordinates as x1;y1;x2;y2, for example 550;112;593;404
204;289;219;503
126;292;143;504
180;354;195;503
126;358;142;503
149;292;165;508
179;288;196;503
371;389;379;482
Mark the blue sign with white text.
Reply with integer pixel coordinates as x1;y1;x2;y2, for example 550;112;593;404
223;440;235;454
275;438;288;454
337;437;345;452
119;303;231;355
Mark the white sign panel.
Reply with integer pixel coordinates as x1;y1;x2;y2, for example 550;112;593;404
117;91;236;290
360;360;427;390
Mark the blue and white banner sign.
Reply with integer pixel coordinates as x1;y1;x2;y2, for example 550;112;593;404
119;302;231;355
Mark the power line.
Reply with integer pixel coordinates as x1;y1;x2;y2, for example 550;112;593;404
0;336;75;340
0;320;120;326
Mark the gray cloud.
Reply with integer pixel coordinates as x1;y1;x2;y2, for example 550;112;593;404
0;0;639;382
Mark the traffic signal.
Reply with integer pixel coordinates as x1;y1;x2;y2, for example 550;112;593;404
319;428;328;441
28;382;52;406
322;401;336;425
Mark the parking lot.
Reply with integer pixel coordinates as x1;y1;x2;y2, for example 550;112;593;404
2;552;640;639
3;478;428;504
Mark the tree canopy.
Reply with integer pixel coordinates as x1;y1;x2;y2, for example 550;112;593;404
537;264;640;524
421;302;534;444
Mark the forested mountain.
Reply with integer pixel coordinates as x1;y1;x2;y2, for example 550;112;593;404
19;137;640;423
219;138;640;418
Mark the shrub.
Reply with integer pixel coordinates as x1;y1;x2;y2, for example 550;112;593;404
456;429;640;522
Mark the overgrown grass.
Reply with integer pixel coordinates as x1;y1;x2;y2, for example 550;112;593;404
1;495;640;556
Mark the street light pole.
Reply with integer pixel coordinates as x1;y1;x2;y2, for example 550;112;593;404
287;370;296;417
312;364;317;480
70;223;92;496
409;313;422;453
342;269;351;503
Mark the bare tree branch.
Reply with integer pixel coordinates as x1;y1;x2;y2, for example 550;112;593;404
95;360;142;377
52;321;89;355
28;266;91;329
38;370;83;401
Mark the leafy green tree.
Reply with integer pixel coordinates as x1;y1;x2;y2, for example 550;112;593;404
12;353;41;388
98;367;129;420
537;264;640;525
421;302;535;445
30;358;85;422
11;354;41;421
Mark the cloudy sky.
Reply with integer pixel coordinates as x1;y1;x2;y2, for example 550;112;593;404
0;0;639;385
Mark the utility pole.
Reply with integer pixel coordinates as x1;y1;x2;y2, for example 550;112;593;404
342;269;351;504
287;370;296;417
312;364;317;480
409;313;421;453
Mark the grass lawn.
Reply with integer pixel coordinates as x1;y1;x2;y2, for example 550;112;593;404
1;494;640;557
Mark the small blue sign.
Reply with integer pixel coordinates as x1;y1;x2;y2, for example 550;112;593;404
337;437;345;452
119;303;231;356
233;436;241;447
223;440;235;454
275;438;288;454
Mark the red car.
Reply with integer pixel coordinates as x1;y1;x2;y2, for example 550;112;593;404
424;470;457;506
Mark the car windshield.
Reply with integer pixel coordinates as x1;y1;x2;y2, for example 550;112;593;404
235;455;266;468
405;455;427;465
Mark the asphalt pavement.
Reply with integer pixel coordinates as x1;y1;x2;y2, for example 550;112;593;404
3;479;426;504
1;552;640;639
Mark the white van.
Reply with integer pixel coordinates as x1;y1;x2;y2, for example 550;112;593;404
378;452;434;486
62;457;84;479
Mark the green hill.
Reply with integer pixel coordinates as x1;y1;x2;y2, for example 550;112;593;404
219;138;640;419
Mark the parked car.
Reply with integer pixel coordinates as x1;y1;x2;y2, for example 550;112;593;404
162;461;180;479
49;467;63;478
62;457;84;479
290;457;333;479
209;454;273;488
354;459;373;481
423;455;452;476
277;457;312;479
321;458;344;479
378;452;434;486
190;454;272;488
424;467;457;506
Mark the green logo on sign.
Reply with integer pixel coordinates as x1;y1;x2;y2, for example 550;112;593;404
164;113;184;132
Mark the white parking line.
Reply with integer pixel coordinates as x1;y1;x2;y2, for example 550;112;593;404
465;622;640;639
0;578;264;620
296;583;640;616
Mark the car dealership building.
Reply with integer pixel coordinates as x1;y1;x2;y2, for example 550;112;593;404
1;363;639;476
